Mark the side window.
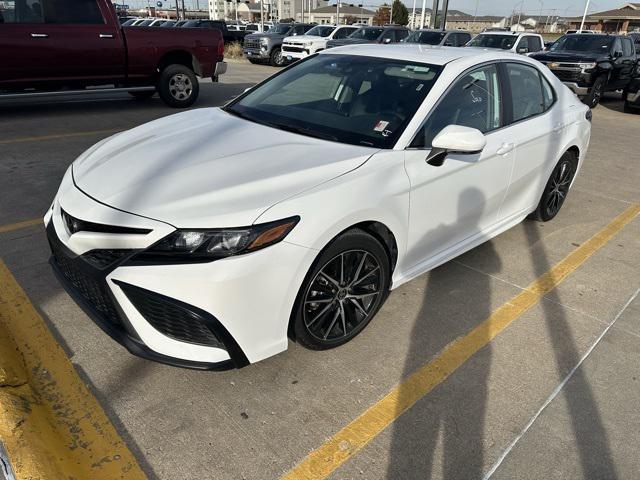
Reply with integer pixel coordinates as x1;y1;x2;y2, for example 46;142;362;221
506;63;546;122
333;27;351;39
396;29;409;41
380;30;394;43
541;73;555;110
43;0;103;24
622;38;633;57
528;36;542;52
613;38;623;56
0;0;44;23
517;36;529;52
443;33;455;46
410;64;502;148
460;33;471;45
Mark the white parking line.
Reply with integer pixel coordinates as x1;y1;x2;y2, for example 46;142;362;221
483;287;640;480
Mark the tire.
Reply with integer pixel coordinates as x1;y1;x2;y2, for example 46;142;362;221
269;47;285;67
623;99;638;114
292;229;391;350
157;64;199;108
528;151;578;222
584;75;606;108
128;90;156;100
248;58;261;64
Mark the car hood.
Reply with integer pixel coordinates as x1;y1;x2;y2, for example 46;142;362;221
246;32;284;40
531;51;607;63
72;108;375;228
284;35;322;43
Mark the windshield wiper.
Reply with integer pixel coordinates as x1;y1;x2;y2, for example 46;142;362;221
264;122;339;142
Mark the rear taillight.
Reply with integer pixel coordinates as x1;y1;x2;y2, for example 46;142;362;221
218;40;225;57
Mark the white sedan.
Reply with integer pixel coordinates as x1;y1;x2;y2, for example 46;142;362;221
46;45;591;369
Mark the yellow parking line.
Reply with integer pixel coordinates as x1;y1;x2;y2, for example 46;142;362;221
0;260;147;479
0;218;42;234
282;203;640;480
0;128;122;146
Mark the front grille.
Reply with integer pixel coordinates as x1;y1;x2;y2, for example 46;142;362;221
82;249;132;269
49;234;122;327
61;209;151;235
243;39;261;49
282;45;304;53
119;283;225;348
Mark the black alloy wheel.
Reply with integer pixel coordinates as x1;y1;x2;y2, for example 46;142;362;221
293;230;390;349
529;152;578;222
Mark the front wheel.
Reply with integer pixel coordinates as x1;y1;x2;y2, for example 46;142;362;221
584;75;606;108
292;229;390;350
528;151;578;222
157;64;199;108
269;47;285;67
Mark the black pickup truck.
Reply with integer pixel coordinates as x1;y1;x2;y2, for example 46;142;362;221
182;19;248;45
531;33;637;108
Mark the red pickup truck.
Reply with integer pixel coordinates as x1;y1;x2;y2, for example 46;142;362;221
0;0;226;107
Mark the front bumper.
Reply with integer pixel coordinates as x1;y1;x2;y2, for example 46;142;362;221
46;181;316;369
243;46;270;59
282;44;310;60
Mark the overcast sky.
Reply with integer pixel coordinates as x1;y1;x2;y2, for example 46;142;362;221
139;0;625;17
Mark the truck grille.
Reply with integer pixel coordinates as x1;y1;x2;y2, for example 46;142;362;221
244;39;261;50
282;44;305;53
119;283;225;348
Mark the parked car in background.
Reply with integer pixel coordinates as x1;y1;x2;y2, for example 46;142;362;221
121;17;141;26
326;26;409;49
244;23;315;66
136;18;158;27
282;25;358;61
0;0;226;108
119;16;137;24
174;19;189;27
404;29;471;47
159;20;177;27
566;29;596;34
181;19;249;44
466;31;544;55
624;68;640;112
46;45;591;369
149;19;169;27
531;34;637;107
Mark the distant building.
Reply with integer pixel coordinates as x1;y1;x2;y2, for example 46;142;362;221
565;2;640;32
209;0;317;22
305;4;375;25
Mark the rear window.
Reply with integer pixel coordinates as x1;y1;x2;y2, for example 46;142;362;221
44;0;104;24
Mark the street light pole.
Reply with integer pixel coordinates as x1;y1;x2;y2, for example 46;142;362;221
411;0;416;29
440;0;448;30
336;0;340;25
579;0;591;32
420;0;426;28
429;0;438;28
390;0;393;24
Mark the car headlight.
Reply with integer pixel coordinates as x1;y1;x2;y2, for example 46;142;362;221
131;216;299;264
578;62;597;71
260;38;269;45
303;41;314;47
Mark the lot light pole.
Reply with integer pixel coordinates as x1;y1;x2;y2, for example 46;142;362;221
336;0;340;25
429;0;438;28
440;0;448;29
420;0;426;28
411;0;416;29
579;0;591;32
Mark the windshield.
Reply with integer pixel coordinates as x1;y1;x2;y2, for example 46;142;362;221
306;25;335;37
271;24;293;34
550;35;614;53
405;30;446;45
122;19;137;26
467;34;517;50
224;54;441;149
182;20;200;27
160;20;176;27
350;28;384;40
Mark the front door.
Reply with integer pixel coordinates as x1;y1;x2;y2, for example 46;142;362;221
402;63;514;272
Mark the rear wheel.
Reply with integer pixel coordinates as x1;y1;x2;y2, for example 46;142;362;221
292;229;390;350
157;64;199;108
584;75;606;108
528;151;578;222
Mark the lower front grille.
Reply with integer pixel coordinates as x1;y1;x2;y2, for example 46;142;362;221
282;45;305;53
244;39;261;49
119;283;225;348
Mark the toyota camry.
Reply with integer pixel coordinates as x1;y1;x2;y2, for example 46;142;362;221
46;45;591;369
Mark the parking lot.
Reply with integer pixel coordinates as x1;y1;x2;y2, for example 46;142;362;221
1;61;639;480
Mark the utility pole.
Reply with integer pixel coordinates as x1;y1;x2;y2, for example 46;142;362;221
260;0;264;31
181;0;185;18
440;0;448;30
420;0;426;28
579;0;590;32
175;0;179;19
411;0;416;29
336;0;339;25
429;0;438;28
390;1;393;24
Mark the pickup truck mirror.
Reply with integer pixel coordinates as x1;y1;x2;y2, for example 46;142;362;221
383;37;392;44
517;46;529;54
613;50;623;58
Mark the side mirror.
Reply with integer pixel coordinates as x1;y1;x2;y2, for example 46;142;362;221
613;50;623;58
425;125;486;167
517;46;529;54
383;37;392;44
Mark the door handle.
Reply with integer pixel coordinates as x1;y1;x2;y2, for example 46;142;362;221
496;143;514;156
99;34;114;38
30;33;49;38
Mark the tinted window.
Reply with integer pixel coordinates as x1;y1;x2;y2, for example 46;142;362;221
333;27;355;39
226;54;442;149
550;35;614;53
44;0;103;23
507;63;546;122
0;0;44;23
458;33;471;45
381;29;394;42
350;27;384;40
527;36;542;52
405;30;446;45
468;34;518;50
622;38;633;56
541;73;554;110
411;64;502;148
613;38;623;55
395;29;409;41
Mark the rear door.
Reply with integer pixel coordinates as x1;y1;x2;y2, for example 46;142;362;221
42;0;125;82
0;0;57;85
616;37;636;88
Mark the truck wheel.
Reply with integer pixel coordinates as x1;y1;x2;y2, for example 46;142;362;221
128;90;156;100
158;64;199;108
584;75;606;108
269;47;285;67
248;58;261;64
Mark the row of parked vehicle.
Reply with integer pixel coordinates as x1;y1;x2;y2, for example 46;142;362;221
243;22;640;110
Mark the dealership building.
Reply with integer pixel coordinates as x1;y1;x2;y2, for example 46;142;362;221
566;2;640;33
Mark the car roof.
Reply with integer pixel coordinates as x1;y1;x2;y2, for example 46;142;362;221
318;43;523;66
478;30;538;36
415;29;470;33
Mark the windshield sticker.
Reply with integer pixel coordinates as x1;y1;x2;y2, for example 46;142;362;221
374;120;390;132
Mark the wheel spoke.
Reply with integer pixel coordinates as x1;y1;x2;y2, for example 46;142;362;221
351;266;380;287
349;297;368;316
306;302;334;328
340;253;344;285
319;271;340;288
349;252;368;287
323;308;341;340
339;303;347;337
347;291;379;300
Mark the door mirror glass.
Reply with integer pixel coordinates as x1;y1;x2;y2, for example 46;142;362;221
426;125;486;166
517;46;529;54
383;37;392;44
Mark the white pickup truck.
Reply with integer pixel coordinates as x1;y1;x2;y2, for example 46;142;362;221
282;25;359;61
